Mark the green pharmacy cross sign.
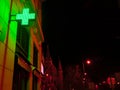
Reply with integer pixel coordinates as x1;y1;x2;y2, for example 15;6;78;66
16;8;35;25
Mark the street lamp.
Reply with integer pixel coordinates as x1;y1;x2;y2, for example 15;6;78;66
82;59;91;88
86;60;91;65
82;59;91;76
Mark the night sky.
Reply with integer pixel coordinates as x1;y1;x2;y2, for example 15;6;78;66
42;0;120;83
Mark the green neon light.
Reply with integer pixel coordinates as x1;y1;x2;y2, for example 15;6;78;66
16;8;35;25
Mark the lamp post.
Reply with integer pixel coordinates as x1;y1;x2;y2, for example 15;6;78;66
82;59;91;89
82;62;86;88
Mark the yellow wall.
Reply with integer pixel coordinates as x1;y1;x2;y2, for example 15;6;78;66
0;16;17;90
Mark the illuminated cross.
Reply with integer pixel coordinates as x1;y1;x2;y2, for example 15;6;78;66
16;8;35;25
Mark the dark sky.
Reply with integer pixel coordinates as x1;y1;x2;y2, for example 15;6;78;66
42;0;120;83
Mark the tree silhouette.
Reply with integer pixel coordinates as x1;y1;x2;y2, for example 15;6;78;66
64;65;84;90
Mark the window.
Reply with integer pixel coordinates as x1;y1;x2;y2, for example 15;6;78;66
32;75;38;90
12;56;29;90
33;43;38;67
16;23;29;59
41;63;44;74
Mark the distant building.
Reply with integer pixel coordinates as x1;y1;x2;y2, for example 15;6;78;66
88;82;96;90
63;65;84;90
106;74;116;89
115;72;120;82
0;0;45;90
57;58;63;90
42;46;57;90
41;45;64;90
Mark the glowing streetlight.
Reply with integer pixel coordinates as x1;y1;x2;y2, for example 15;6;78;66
82;58;91;89
86;60;91;65
82;59;91;74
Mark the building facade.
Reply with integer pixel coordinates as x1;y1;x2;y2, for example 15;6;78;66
0;0;44;90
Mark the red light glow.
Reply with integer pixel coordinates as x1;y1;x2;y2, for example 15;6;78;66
86;60;91;64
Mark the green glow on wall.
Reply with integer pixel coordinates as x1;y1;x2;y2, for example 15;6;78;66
0;0;10;43
0;21;8;43
8;21;17;51
0;0;10;23
27;36;31;62
16;8;35;25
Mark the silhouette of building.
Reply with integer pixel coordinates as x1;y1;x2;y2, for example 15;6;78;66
57;58;63;90
41;45;64;90
42;45;57;90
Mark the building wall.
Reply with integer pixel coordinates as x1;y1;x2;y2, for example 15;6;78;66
0;0;18;90
0;0;44;90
